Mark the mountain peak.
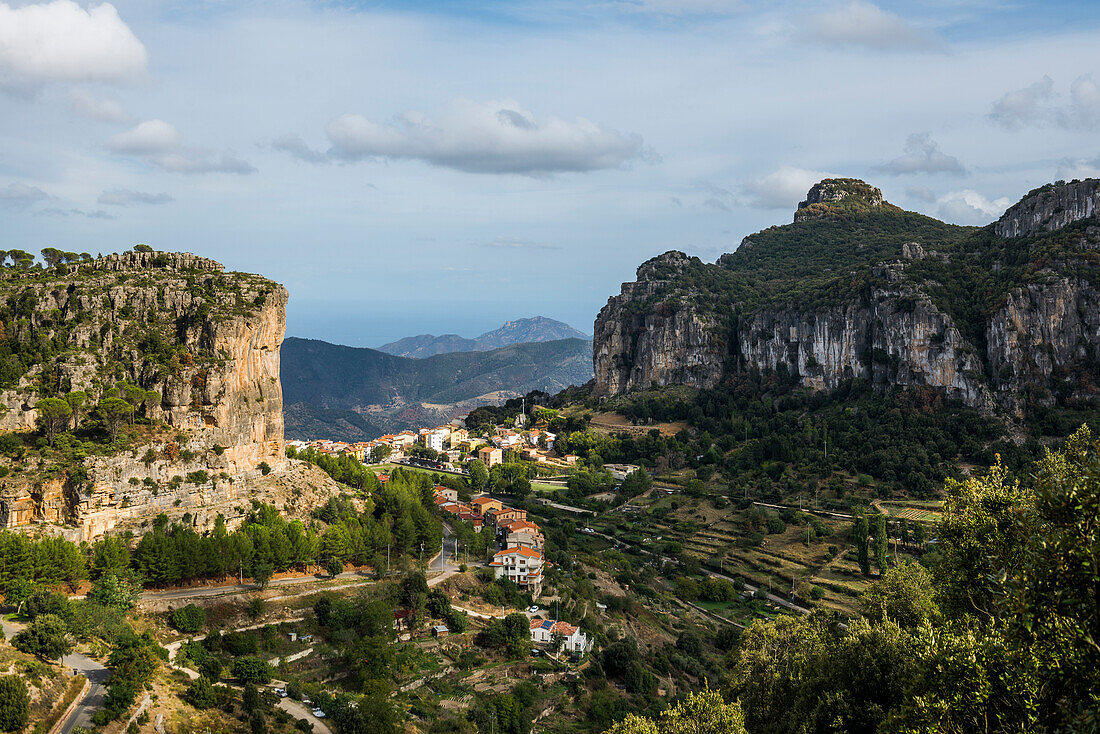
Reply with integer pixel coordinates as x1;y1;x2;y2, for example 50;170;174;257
795;178;889;222
377;316;588;358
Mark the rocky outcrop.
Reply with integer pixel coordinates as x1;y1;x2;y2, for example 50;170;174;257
995;179;1100;238
593;252;726;395
737;271;992;409
595;258;992;408
795;178;887;222
594;178;1100;415
986;275;1100;411
0;251;325;541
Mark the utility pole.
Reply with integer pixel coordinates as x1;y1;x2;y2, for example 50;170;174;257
387;542;391;577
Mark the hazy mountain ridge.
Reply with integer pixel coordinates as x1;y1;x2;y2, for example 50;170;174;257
282;336;593;439
378;316;588;358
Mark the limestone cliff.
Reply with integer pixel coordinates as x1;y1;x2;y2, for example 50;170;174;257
594;178;1100;416
994;179;1100;238
0;250;336;540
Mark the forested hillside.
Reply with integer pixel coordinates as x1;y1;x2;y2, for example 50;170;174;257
282;336;592;438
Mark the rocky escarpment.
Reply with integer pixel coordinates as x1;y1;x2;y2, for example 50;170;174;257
994;179;1100;238
594;178;1100;416
0;250;335;541
594;252;725;395
737;266;992;410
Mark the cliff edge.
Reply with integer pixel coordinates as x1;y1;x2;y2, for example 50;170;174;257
594;178;1100;417
0;250;339;540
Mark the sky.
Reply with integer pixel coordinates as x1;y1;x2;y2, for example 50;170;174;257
3;1;1100;347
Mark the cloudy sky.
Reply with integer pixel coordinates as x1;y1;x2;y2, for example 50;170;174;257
3;0;1100;346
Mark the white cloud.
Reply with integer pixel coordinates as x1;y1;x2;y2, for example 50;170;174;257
798;1;942;52
0;1;146;91
936;189;1010;225
98;188;173;206
876;133;965;175
1062;75;1100;130
1056;156;1100;181
109;119;181;154
989;75;1100;131
108;120;255;174
149;152;256;175
0;182;50;202
323;99;649;175
740;166;833;209
485;237;560;251
68;87;130;123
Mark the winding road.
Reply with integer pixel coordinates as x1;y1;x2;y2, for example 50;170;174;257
0;616;107;734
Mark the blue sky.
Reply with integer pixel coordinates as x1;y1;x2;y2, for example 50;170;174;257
3;0;1100;346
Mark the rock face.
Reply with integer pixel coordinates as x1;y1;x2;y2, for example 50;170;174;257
736;269;993;410
795;178;886;222
0;251;325;541
594;179;1100;415
994;179;1100;238
986;274;1100;411
594;252;725;395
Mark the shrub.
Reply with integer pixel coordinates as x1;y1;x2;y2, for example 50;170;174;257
170;604;206;633
184;677;217;708
810;586;826;600
232;656;272;684
0;676;29;732
258;462;271;476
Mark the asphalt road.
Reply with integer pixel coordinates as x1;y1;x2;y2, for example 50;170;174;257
59;651;108;734
0;616;108;734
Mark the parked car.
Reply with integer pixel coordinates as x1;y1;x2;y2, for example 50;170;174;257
313;709;326;719
527;605;540;613
275;688;288;698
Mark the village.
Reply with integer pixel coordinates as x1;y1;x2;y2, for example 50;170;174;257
286;420;579;473
289;419;594;659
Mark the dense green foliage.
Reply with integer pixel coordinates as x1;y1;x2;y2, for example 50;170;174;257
706;426;1100;734
0;676;28;732
567;372;1037;502
0;468;441;599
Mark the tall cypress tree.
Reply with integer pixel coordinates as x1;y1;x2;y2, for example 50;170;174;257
872;513;888;572
854;514;870;576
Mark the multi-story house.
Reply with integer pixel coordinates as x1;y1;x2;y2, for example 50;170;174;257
501;520;544;550
489;546;543;595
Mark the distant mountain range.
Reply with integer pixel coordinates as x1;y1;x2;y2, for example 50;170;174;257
281;336;592;441
377;316;588;358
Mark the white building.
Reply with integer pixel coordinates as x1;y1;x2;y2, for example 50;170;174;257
423;428;448;453
489;546;544;595
529;619;589;653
